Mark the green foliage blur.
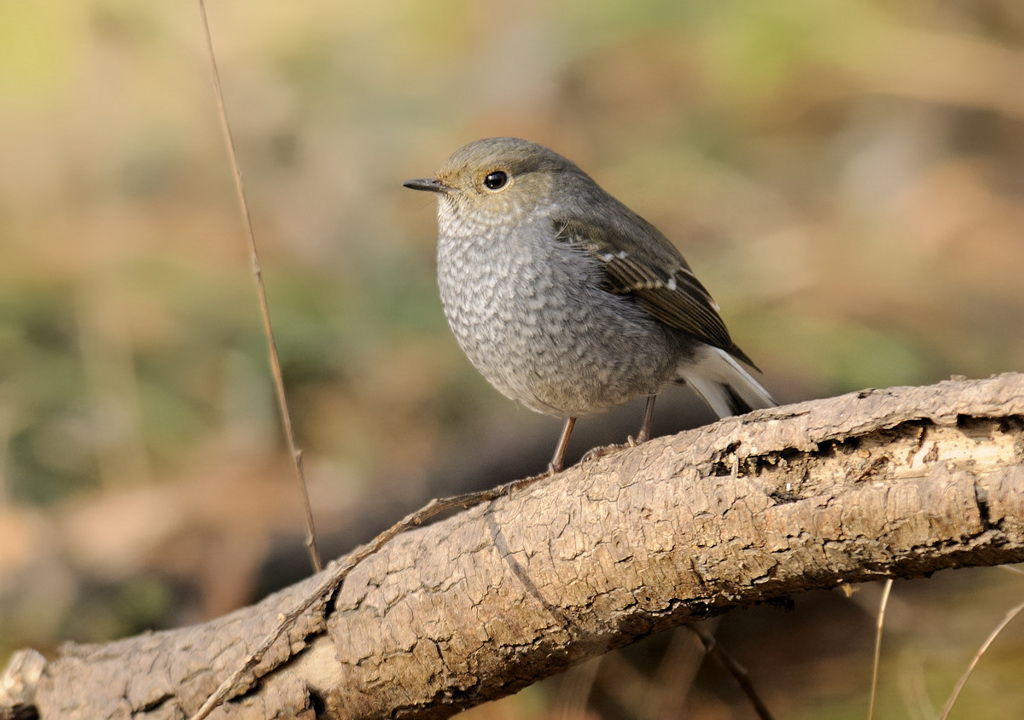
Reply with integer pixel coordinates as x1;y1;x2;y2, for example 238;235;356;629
2;1;1024;717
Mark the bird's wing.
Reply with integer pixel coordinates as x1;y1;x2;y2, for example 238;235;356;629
554;213;758;368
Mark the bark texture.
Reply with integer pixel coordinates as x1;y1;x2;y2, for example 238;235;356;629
4;374;1024;720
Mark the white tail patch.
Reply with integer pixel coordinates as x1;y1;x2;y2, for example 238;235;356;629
677;346;775;418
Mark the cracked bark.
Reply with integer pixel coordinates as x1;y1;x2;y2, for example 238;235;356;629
3;373;1024;720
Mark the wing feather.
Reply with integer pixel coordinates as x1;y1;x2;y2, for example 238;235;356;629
554;216;757;369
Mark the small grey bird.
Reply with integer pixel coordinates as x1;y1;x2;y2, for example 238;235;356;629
404;137;773;472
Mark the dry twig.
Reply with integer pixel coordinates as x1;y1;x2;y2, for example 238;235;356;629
196;0;322;572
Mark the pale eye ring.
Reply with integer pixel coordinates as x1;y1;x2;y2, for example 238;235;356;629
483;171;508;190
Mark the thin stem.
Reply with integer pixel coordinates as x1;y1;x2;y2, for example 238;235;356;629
937;598;1024;720
689;623;775;720
868;578;894;720
196;0;321;572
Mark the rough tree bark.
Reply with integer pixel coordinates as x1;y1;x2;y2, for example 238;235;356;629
2;374;1024;720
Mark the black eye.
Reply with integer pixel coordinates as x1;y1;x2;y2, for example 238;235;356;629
484;171;508;190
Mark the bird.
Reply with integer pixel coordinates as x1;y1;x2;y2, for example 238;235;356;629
404;137;774;472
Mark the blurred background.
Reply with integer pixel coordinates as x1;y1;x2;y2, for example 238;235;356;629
2;0;1024;717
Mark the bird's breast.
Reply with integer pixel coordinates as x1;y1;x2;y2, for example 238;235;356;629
435;220;679;417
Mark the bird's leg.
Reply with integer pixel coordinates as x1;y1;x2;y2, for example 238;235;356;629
549;417;576;473
580;395;658;463
635;394;657;444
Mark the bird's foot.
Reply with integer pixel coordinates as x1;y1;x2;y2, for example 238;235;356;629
582;430;653;464
580;442;631;464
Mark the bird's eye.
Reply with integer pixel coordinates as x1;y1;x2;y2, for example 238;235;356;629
483;171;508;190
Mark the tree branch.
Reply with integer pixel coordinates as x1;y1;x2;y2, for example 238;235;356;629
5;374;1024;720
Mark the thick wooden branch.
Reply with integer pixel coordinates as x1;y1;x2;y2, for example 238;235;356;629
4;374;1024;720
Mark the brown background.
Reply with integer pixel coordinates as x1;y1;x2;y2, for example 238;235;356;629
2;1;1024;718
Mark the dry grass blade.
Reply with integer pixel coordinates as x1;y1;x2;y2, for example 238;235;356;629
196;0;322;572
936;598;1024;720
868;578;894;720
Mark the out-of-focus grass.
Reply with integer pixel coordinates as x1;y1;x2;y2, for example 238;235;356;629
2;0;1024;716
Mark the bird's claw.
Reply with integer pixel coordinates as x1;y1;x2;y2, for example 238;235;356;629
580;442;631;463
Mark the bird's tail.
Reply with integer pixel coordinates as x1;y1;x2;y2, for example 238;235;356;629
676;345;775;418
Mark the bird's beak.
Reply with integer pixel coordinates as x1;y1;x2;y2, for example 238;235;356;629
403;178;451;193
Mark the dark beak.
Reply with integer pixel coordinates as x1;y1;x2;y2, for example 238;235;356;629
403;178;450;193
